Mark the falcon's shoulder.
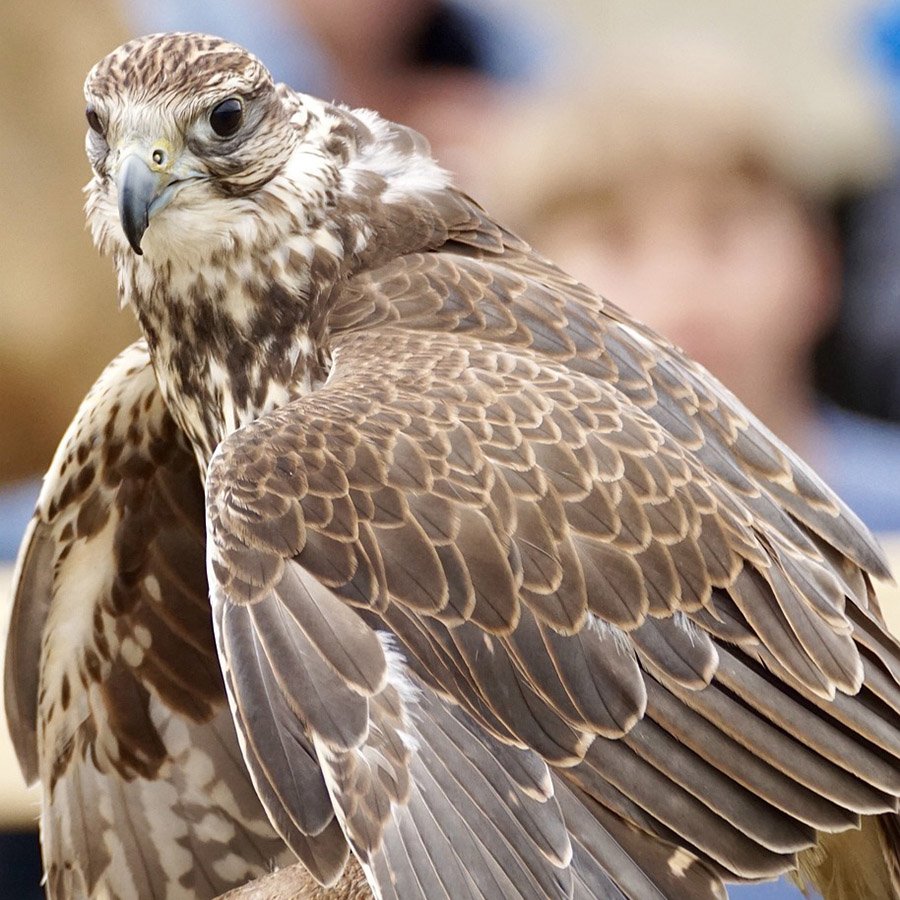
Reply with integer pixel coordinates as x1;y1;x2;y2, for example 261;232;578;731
4;341;291;899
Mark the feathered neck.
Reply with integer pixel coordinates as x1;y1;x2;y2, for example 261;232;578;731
102;97;461;467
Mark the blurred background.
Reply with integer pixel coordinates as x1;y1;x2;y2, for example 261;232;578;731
3;1;900;897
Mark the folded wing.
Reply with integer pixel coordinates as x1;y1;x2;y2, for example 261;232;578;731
206;306;900;897
4;342;292;900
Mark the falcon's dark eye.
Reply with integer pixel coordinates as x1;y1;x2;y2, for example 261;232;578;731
209;98;244;138
85;105;104;136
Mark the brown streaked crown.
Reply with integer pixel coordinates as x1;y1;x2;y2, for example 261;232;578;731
85;32;270;105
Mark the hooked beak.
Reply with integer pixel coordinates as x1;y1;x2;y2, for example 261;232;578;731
115;154;173;255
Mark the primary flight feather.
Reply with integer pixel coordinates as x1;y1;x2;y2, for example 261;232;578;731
5;31;900;899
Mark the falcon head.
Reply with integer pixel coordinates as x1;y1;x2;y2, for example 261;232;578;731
83;33;305;258
82;32;454;455
84;31;451;285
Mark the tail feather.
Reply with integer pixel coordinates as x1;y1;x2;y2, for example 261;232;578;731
793;813;900;900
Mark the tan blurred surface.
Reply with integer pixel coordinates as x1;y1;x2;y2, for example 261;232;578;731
0;1;137;483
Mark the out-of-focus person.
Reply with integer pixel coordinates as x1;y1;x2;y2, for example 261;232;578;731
485;35;900;537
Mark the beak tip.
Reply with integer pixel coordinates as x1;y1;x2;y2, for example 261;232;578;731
116;154;159;258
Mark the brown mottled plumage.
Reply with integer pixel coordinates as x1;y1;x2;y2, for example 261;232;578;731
4;345;294;897
5;31;900;900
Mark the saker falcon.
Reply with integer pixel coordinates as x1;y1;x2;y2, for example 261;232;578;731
5;31;900;900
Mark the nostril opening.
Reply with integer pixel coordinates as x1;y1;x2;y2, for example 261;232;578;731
151;148;165;166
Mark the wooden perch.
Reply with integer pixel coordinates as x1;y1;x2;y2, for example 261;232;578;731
217;858;371;900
